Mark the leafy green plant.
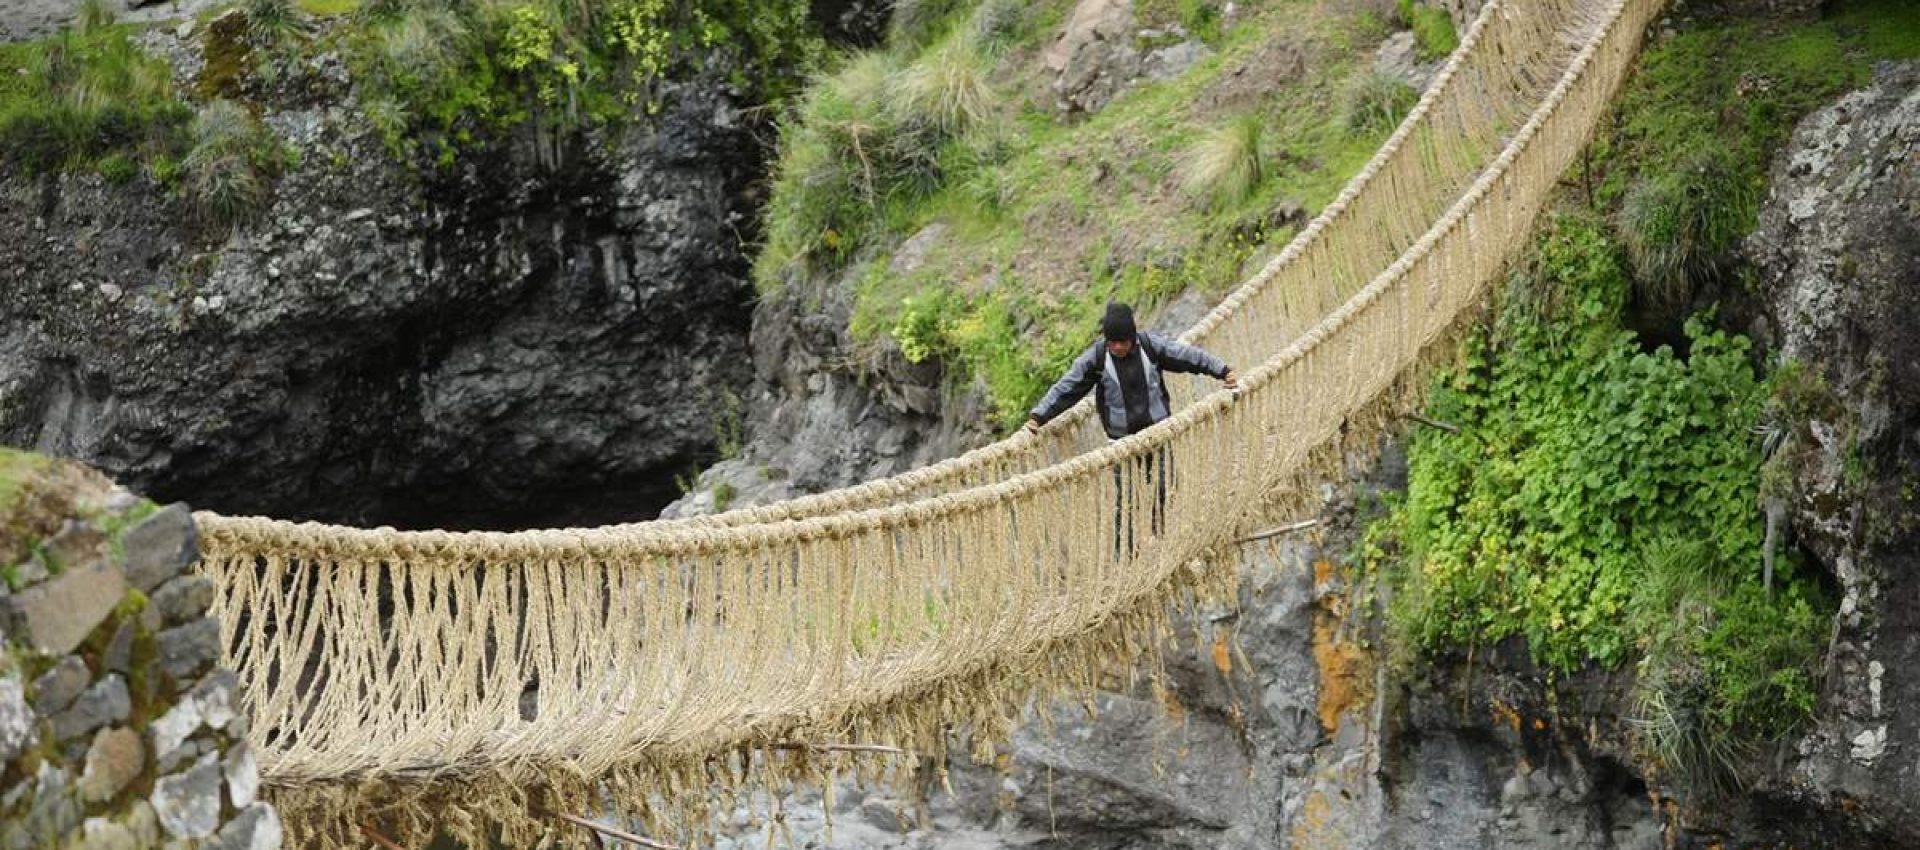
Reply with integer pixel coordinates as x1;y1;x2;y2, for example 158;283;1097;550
712;481;738;512
1179;114;1265;210
890;288;953;364
1371;212;1831;781
337;0;819;164
1138;0;1226;44
95;152;137;184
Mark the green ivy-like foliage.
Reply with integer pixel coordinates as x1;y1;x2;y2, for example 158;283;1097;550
1375;214;1827;755
345;0;822;163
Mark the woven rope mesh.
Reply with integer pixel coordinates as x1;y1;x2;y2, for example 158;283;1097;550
192;0;1665;843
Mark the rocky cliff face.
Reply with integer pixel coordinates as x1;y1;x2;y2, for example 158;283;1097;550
0;26;769;530
1747;60;1920;844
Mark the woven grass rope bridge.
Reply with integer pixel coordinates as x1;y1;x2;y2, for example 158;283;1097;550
192;0;1667;844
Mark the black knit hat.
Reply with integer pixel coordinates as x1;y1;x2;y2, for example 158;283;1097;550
1102;302;1137;342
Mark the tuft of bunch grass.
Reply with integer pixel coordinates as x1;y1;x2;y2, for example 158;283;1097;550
184;100;276;231
243;0;314;46
1617;146;1756;310
76;0;118;33
1342;70;1418;136
1179;114;1266;210
890;35;993;137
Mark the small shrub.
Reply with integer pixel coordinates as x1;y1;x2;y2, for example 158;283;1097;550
95;152;137;183
1179;114;1265;210
1138;0;1225;44
1617;146;1757;310
891;291;950;363
1342;70;1417;136
1396;0;1457;61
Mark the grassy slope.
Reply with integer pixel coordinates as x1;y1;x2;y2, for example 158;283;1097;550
1367;0;1920;791
758;0;1414;427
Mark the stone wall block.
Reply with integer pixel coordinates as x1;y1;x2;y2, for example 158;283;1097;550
31;654;90;714
150;575;214;628
5;560;127;655
209;803;283;850
52;674;130;743
80;817;138;850
224;741;257;809
156;619;221;681
102;620;137;675
3;764;80;850
192;670;237;731
151;754;222;840
78;726;145;804
0;677;33;763
122;505;198;594
150;698;203;769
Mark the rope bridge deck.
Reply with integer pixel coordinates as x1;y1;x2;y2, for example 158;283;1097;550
191;0;1665;843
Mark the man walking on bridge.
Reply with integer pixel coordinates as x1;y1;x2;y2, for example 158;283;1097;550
1023;302;1238;439
1024;303;1237;553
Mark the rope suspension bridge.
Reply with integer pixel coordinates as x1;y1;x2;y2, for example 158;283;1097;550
190;0;1665;843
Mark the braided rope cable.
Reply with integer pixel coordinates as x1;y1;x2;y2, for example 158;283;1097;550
191;0;1663;842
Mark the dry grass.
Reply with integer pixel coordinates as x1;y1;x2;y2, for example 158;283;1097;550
1179;114;1266;210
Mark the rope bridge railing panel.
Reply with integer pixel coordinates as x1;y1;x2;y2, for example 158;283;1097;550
401;0;1603;534
194;0;1661;842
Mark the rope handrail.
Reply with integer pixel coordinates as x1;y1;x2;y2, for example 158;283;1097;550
193;0;1665;844
197;0;1569;545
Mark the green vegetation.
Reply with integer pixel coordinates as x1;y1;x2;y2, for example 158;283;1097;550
1179;114;1266;210
183;99;287;230
338;0;821;162
1361;1;1920;790
243;0;315;46
1138;0;1225;44
0;449;49;520
1341;70;1417;137
758;0;1402;427
1396;0;1456;62
0;13;190;174
1364;214;1829;789
297;0;364;16
1596;0;1920;307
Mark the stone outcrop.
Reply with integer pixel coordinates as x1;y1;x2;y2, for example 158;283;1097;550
0;23;764;531
0;450;274;850
1746;60;1920;844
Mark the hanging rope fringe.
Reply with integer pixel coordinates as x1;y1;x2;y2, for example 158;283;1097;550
192;0;1664;844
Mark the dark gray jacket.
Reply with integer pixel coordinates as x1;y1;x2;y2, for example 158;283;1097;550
1029;332;1230;439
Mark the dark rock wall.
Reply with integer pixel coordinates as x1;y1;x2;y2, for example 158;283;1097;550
0;39;766;530
1748;60;1920;844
